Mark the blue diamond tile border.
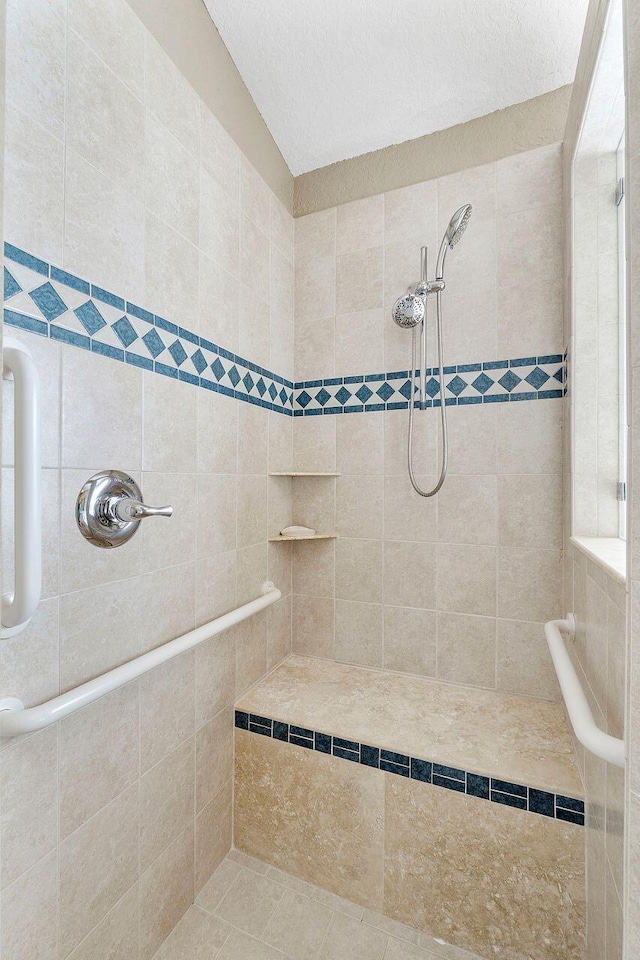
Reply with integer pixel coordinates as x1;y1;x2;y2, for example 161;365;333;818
3;243;294;416
3;243;565;420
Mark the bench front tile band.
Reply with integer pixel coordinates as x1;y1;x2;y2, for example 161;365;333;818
234;709;585;825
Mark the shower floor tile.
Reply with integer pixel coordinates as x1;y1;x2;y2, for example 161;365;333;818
152;849;485;960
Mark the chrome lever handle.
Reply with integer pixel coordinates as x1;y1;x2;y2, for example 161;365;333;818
115;499;173;521
76;470;174;549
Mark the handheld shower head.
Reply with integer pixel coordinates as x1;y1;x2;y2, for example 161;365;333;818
436;204;472;279
392;293;425;328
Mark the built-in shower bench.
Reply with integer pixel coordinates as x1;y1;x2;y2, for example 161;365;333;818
233;656;586;960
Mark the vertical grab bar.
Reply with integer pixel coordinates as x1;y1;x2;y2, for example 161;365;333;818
1;336;41;637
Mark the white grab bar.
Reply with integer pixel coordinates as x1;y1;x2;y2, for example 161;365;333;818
545;615;625;768
0;582;281;738
1;336;41;637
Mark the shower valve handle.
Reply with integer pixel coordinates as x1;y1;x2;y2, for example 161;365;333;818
114;499;173;521
76;470;173;549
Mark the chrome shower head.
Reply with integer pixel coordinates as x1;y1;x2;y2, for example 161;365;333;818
392;293;425;329
436;204;472;278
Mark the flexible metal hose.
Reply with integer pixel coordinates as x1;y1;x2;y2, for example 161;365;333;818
407;289;448;497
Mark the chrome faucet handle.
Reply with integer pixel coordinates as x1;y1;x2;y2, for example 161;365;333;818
76;470;173;549
114;499;173;522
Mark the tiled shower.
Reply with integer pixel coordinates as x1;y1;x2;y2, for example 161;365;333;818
1;0;639;958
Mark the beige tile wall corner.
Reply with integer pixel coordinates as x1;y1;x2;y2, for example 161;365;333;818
561;1;629;957
291;143;566;700
626;0;640;953
0;0;294;956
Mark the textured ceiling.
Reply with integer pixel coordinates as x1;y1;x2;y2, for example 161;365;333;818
203;0;589;176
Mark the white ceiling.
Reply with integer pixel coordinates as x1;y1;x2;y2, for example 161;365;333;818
203;0;589;176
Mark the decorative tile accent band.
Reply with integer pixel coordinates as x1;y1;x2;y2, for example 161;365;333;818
293;355;565;416
234;709;585;826
3;243;566;419
3;244;294;415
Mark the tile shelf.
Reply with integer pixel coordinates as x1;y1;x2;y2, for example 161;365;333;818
269;533;337;542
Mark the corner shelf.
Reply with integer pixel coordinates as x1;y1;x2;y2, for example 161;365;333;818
269;533;337;542
269;472;340;477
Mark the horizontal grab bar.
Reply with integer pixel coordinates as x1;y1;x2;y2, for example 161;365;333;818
0;582;282;739
545;616;624;768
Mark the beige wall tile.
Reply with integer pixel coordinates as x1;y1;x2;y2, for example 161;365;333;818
498;474;562;549
144;211;200;330
436;544;497;617
1;850;58;960
437;475;497;545
68;0;144;98
295;208;336;264
59;785;139;957
62;347;142;469
383;605;437;677
64;149;145;303
4;105;64;265
384;541;436;609
140;738;195;872
336;413;383;475
59;684;139;838
196;705;234;813
496;618;560;700
195;778;233;894
7;0;65;139
146;114;199;246
1;726;58;888
140;652;195;773
68;31;144;199
66;884;139;960
336;538;382;603
336;248;383;314
336;475;383;539
335;599;383;667
336;195;384;256
195;630;236;729
293;539;335;599
139;823;194;960
145;31;200;156
497;548;562;622
335;308;384;375
437;612;496;688
293;595;335;659
236;612;269;696
200;167;240;276
383;474;437;541
0;595;59;709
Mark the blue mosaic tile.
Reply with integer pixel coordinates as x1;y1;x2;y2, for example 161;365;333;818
273;721;289;742
142;328;165;358
51;266;90;294
498;369;521;392
525;366;550;389
467;773;489;799
314;732;332;754
529;789;555;817
433;774;465;792
360;744;380;768
491;791;527;810
30;282;67;321
75;300;107;336
169;339;188;366
410;758;432;783
112;315;137;348
335;386;352;405
4;268;21;300
234;710;249;729
491;778;527;798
